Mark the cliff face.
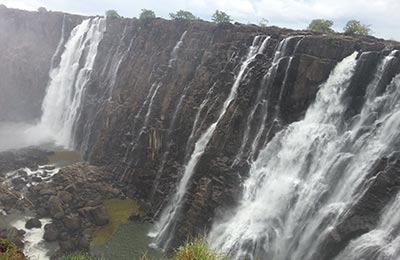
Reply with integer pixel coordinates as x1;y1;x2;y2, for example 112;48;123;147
80;18;395;251
0;8;81;122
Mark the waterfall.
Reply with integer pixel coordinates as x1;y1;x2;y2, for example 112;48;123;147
119;30;188;180
149;35;269;250
209;50;400;260
34;18;106;149
335;192;400;260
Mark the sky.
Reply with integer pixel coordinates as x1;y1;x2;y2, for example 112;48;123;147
0;0;399;40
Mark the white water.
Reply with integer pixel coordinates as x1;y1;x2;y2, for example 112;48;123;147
168;31;187;67
119;30;188;180
150;35;269;250
11;217;53;260
335;192;400;260
209;51;400;260
30;18;106;149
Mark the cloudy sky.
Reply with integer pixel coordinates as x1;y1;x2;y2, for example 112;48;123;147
1;0;399;40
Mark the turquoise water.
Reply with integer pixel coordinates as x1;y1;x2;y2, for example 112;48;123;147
91;222;163;260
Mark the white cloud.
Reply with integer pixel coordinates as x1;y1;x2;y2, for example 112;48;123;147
0;0;398;40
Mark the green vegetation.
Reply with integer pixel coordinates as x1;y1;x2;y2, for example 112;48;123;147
140;9;156;19
258;18;269;27
307;19;335;33
0;238;26;260
141;238;226;260
91;198;140;246
105;10;120;18
211;10;233;24
169;10;199;20
343;20;371;35
171;238;226;260
58;253;95;260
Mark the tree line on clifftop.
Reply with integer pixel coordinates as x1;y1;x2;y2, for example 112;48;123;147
105;8;372;36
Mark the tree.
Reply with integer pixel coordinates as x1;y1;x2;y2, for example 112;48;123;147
343;20;371;35
211;10;233;24
258;18;269;27
307;19;334;33
139;9;156;19
105;10;120;18
38;7;47;13
169;10;198;20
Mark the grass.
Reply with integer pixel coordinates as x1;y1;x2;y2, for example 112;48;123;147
58;253;95;260
0;238;26;260
171;238;226;260
141;238;226;260
91;198;140;246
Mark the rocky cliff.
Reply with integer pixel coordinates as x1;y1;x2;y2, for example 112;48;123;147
1;8;400;259
0;7;81;121
77;16;398;252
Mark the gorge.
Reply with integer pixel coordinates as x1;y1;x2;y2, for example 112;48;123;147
1;6;400;260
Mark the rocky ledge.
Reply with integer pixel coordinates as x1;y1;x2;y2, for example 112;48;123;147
26;163;130;257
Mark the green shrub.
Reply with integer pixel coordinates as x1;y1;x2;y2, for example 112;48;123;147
211;10;233;24
307;19;335;33
258;18;269;27
105;10;120;18
140;9;156;19
141;238;226;260
169;10;199;20
58;253;94;260
343;20;371;35
171;238;226;260
0;238;26;260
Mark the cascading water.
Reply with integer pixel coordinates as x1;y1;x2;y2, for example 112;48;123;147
118;30;187;181
33;18;106;149
149;35;270;250
209;49;400;260
335;192;400;260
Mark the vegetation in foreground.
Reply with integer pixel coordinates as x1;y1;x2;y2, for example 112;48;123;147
58;253;95;260
141;238;226;260
0;238;25;260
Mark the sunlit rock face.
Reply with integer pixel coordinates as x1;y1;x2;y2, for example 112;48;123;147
0;8;81;122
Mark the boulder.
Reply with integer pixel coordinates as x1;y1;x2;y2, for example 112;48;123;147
90;205;109;226
63;215;81;231
48;196;64;219
25;218;42;229
43;224;58;241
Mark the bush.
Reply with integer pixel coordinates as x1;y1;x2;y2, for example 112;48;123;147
258;18;269;27
211;10;233;24
307;19;334;33
58;253;95;260
139;9;156;19
105;10;120;18
141;238;226;260
343;20;371;35
169;10;198;20
37;7;47;13
0;238;26;260
171;238;226;260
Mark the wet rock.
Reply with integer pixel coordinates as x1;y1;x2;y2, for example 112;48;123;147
43;224;59;241
25;218;42;229
48;196;64;219
58;191;73;204
89;205;109;226
63;215;81;231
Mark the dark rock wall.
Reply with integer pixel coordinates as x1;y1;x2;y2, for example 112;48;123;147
0;8;82;122
79;18;393;249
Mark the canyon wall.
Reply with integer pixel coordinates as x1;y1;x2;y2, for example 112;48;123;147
0;7;81;121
